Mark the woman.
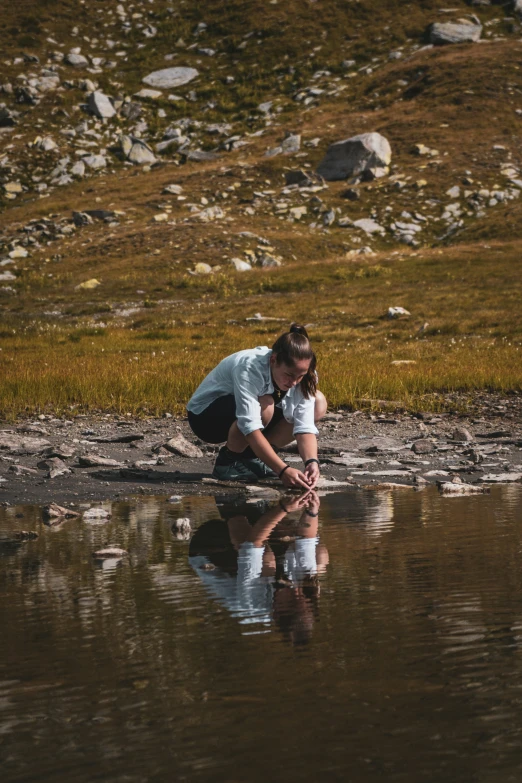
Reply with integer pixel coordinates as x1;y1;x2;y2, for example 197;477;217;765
186;324;327;487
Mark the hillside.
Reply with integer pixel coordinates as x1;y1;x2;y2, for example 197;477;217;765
0;0;521;416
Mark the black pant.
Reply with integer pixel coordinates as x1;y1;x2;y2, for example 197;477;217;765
187;394;285;444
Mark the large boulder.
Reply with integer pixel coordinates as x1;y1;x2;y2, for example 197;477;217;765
142;67;198;90
316;132;391;181
87;91;116;119
428;17;482;45
120;136;156;165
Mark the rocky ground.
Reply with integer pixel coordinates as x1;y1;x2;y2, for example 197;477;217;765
1;393;521;508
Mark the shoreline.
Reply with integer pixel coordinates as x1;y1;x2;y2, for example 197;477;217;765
1;395;521;507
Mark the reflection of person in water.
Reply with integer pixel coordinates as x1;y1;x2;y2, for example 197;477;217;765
188;490;328;644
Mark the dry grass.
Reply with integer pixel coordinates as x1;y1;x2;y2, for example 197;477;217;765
1;244;521;418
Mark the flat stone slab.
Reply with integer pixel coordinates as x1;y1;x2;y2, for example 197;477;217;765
142;67;198;90
480;473;522;483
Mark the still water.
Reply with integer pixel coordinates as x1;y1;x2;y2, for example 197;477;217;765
1;485;522;783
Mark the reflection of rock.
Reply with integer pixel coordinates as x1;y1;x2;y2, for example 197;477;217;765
93;546;127;558
361;492;395;537
172;517;192;540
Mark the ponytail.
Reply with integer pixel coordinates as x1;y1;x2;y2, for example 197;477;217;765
271;323;317;399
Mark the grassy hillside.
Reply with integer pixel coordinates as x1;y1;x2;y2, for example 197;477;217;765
0;0;521;417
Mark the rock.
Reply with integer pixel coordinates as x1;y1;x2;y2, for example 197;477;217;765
83;507;111;520
193;262;212;275
134;88;163;101
197;206;224;222
93;546;127;558
452;427;473;442
353;218;385;234
387;306;411;319
0;106;16;127
4;182;23;194
168;495;183;503
317;132;392;181
0;434;51;454
438;482;488;495
37;457;71;479
231;258;252;271
289;206;307;220
259;254;282;268
142;67;199;89
172;517;191;540
446;185;460;199
65;52;89;67
479;473;522;483
258;101;273;114
75;278;101;290
79;454;124;467
41;444;76;459
9;464;39;475
83;154;107;169
87;91;116;119
412;440;435;454
42;502;80;520
428;18;482;45
9;247;28;259
71;160;86;177
281;134;301;154
73;211;94;227
186;149;218;162
341;188;360;201
285;170;314;187
121;102;143;121
124;137;156;165
323;209;336;227
163;184;183;195
12;531;39;541
158;434;204;458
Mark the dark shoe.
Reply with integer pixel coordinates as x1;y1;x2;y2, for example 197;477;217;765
212;449;258;482
240;456;277;479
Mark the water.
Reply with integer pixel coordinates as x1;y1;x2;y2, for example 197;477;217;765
1;485;522;783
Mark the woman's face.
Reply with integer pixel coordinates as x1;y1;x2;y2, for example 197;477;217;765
270;355;311;391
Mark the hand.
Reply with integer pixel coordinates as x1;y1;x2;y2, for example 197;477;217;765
280;491;313;514
305;490;320;516
281;466;312;490
304;461;320;489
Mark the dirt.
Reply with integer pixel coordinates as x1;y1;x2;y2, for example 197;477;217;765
1;394;521;507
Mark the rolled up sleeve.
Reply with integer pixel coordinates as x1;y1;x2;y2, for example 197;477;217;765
291;395;319;436
232;363;264;436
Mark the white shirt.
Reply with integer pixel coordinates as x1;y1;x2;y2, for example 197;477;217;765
187;346;318;437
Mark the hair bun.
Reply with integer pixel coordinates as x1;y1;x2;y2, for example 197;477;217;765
289;322;309;338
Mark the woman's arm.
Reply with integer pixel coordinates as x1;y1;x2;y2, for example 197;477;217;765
246;430;312;489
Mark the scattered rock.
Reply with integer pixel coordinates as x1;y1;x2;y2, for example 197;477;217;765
142;67;199;89
37;457;71;479
412;440;435;454
452;427;473;442
87;91;116;119
479;473;522;483
65;52;89;67
156;434;204;459
0;434;51;455
120;136;156;165
317;132;392;181
79;455;124;467
75;278;101;290
387;307;411;319
42;502;80;520
428;17;482;45
353;218;385;235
